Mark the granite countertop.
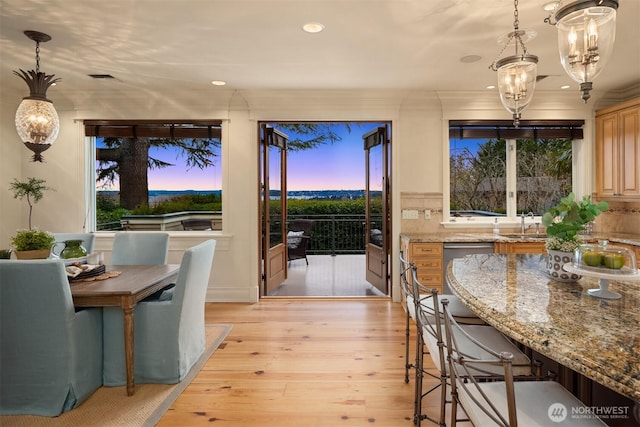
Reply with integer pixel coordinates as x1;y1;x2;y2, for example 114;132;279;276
446;253;640;401
400;232;640;246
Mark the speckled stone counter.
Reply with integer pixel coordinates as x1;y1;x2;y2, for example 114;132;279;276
400;232;640;246
446;253;640;402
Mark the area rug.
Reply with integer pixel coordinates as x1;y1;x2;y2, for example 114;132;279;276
0;324;232;427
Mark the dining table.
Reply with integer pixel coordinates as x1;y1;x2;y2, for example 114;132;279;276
70;264;180;396
446;253;640;423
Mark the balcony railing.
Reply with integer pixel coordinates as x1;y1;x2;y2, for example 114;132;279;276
98;213;369;254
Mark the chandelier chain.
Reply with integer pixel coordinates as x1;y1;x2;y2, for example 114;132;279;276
513;0;519;31
35;41;41;73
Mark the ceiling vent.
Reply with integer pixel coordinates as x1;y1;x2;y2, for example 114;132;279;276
88;74;115;79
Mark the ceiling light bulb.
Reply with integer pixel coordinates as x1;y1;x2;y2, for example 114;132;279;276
211;80;226;86
302;22;325;33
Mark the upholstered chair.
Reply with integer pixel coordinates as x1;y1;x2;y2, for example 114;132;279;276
110;232;170;265
0;260;103;416
102;239;216;385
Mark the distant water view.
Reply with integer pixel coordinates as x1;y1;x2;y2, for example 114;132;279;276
98;189;372;205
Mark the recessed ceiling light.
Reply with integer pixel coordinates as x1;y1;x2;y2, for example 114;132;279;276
561;85;570;89
302;22;325;33
211;80;226;86
460;55;482;63
487;85;496;90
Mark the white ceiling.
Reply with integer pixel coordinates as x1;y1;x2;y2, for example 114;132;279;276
1;0;638;106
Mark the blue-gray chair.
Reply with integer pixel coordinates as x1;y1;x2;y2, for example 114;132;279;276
0;260;103;416
110;232;170;265
52;232;96;255
102;239;216;385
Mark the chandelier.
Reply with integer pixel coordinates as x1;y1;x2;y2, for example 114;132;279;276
13;30;61;162
490;0;538;128
546;1;618;102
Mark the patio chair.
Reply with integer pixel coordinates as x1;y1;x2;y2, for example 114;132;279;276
287;219;314;265
181;219;212;230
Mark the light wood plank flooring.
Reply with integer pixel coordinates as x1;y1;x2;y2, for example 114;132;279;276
157;300;438;426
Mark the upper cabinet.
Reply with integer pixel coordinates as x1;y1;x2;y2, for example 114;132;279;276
595;98;640;200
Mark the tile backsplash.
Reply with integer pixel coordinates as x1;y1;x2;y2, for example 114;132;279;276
594;200;640;235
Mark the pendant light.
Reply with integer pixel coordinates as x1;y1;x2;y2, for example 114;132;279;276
13;30;61;162
546;1;618;102
490;0;538;128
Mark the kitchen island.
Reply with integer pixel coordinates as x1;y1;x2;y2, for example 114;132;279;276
446;253;640;422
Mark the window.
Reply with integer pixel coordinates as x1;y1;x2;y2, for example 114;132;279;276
85;120;222;231
448;120;583;221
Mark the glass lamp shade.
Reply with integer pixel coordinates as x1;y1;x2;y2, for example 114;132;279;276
555;1;617;99
495;55;538;126
15;98;60;161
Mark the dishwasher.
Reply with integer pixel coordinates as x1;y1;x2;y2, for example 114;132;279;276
442;242;495;294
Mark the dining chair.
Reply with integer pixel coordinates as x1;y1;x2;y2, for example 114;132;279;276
0;260;103;416
110;232;170;265
102;239;216;385
411;265;542;427
52;232;96;255
441;298;606;427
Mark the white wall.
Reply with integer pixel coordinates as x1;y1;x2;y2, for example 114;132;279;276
0;86;613;302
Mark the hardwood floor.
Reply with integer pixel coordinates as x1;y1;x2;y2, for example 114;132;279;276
157;300;434;426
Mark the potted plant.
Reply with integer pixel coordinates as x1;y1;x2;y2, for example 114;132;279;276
10;228;56;259
9;177;54;230
9;177;55;259
541;192;609;281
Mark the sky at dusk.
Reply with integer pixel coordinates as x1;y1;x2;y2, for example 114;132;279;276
96;122;385;192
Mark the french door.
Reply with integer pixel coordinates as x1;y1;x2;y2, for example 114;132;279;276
260;125;288;295
363;125;391;294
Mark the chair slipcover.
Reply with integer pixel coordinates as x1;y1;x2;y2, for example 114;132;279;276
110;232;170;265
0;260;103;416
102;239;216;385
52;232;96;255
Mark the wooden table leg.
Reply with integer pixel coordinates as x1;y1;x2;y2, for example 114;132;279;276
123;304;135;396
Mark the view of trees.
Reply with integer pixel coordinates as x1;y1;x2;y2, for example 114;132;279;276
97;137;220;210
450;138;572;216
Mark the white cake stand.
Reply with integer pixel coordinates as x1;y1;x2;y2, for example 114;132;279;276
563;263;640;300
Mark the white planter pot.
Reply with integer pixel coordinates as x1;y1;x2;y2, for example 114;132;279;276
547;249;581;282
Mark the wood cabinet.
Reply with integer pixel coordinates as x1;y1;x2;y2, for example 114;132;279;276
494;241;546;254
595;98;640;200
400;241;443;294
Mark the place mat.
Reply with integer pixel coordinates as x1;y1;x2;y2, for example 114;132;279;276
71;269;121;282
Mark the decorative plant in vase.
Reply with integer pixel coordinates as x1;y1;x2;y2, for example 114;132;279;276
541;192;608;282
9;177;55;259
10;229;56;259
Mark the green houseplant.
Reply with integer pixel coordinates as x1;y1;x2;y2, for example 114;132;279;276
10;228;56;259
541;192;608;282
9;177;55;259
541;192;609;252
9;177;54;230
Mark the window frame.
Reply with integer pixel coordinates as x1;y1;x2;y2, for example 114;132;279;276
443;119;586;228
84;120;226;233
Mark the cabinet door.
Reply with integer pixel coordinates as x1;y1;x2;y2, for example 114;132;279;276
619;107;640;197
596;112;618;197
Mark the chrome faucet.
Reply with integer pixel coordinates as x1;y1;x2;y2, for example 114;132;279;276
521;212;534;234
